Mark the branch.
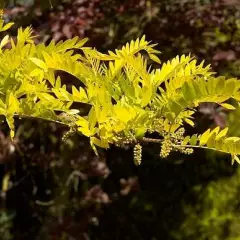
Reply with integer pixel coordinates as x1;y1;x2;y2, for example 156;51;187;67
173;144;228;154
14;113;70;127
140;137;163;144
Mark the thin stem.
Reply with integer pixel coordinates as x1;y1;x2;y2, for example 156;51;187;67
35;199;55;206
141;137;163;144
173;144;228;154
14;113;69;127
11;114;230;157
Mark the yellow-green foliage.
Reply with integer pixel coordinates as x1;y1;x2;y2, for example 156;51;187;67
1;19;240;164
173;167;240;240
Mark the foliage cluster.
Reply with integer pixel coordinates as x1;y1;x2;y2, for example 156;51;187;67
173;166;240;240
1;19;240;164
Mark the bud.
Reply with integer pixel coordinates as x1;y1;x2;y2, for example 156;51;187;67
160;137;172;158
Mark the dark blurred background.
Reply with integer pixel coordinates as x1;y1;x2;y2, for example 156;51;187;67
0;0;240;239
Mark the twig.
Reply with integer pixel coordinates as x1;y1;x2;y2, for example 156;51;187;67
173;144;228;154
35;200;55;206
14;113;69;127
65;170;87;186
140;137;163;144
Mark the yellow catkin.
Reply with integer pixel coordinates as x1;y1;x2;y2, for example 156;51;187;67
133;144;142;166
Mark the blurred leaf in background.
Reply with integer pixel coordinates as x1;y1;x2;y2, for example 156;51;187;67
172;166;240;240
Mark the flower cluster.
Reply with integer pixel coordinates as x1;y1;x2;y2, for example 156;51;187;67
62;128;77;142
148;118;165;134
133;144;142;166
113;134;136;148
160;136;172;158
160;128;193;158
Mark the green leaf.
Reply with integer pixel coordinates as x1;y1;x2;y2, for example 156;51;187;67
91;137;109;149
141;86;153;107
185;118;195;127
220;103;236;110
199;129;211;146
90;138;99;155
7;92;19;114
76;117;89;128
29;57;48;71
135;127;146;138
182;136;190;145
189;134;198;145
0;35;9;48
78;127;92;137
149;54;161;64
30;69;43;77
216;127;228;140
232;154;240;165
0;22;14;32
65;109;80;115
88;107;97;130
